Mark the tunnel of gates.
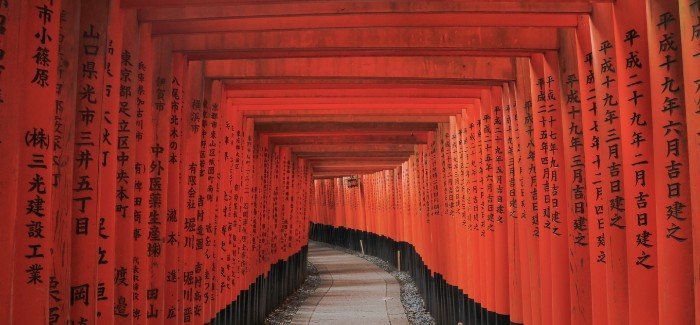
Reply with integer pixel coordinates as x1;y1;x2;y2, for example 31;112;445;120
1;0;700;324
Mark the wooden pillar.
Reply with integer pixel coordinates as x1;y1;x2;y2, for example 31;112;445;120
542;50;571;325
11;0;61;323
0;0;19;319
612;0;660;322
502;83;524;324
529;53;553;325
450;115;468;300
50;0;80;323
196;79;212;323
490;86;510;320
114;9;138;324
164;52;185;323
515;57;541;325
132;21;154;323
557;28;593;324
471;101;487;316
182;60;203;323
678;0;700;319
647;1;695;323
590;4;630;323
573;15;609;325
96;2;122;323
69;1;107;322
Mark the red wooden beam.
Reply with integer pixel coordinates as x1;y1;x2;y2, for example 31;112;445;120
235;104;472;112
186;49;542;60
287;143;416;153
221;77;508;86
225;85;486;98
241;108;463;117
252;115;452;123
204;57;514;81
254;122;438;133
151;15;576;35
268;134;427;145
231;97;476;105
136;1;594;20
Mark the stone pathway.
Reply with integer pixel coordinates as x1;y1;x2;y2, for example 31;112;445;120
292;243;409;325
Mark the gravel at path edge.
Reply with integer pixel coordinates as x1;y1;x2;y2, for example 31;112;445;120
264;261;321;325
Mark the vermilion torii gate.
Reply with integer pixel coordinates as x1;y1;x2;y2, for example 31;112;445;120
0;0;699;324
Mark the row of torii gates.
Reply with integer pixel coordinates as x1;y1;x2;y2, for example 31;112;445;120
0;0;699;324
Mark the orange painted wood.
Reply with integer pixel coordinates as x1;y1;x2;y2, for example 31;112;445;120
574;15;609;325
512;79;534;324
529;53;553;325
164;52;185;323
151;14;575;35
542;50;571;325
473;100;489;313
204;57;514;81
0;0;19;320
514;57;541;325
69;1;108;322
647;1;695;323
114;9;139;324
135;1;594;19
131;21;154;323
212;83;223;321
143;32;171;324
501;83;524;324
450;115;467;294
96;2;123;323
169;26;559;61
678;0;700;320
50;0;80;322
11;1;61;323
611;1;660;322
4;2;700;323
196;80;212;323
490;86;509;318
557;28;593;324
182;59;204;323
212;85;224;321
590;5;630;323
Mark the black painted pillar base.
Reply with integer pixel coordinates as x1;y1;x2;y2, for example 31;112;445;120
208;245;308;325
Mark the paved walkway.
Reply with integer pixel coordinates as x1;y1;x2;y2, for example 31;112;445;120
292;242;409;325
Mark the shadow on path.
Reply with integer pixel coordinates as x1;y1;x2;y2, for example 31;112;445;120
292;242;409;325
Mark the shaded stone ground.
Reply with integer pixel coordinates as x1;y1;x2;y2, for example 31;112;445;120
266;242;434;325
